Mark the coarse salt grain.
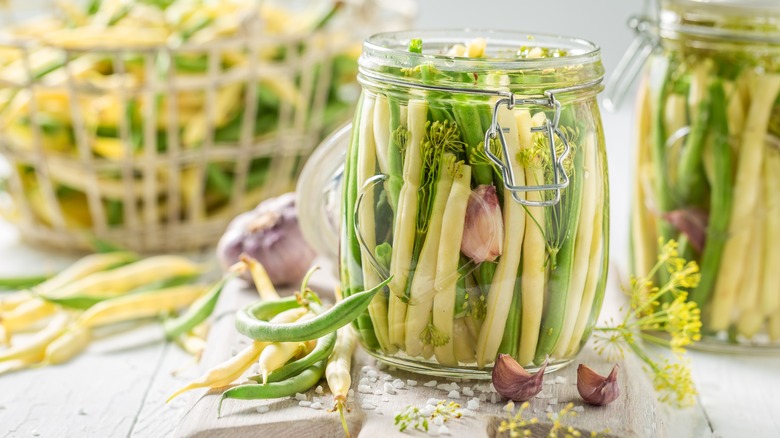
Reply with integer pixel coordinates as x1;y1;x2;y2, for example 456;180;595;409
462;387;474;397
374;390;383;395
490;393;498;404
383;374;393;381
295;393;307;401
448;390;460;399
361;366;373;374
315;385;324;394
348;389;355;398
310;402;323;410
370;377;378;383
467;399;479;410
407;379;418;387
299;400;312;407
361;402;377;410
554;376;567;384
423;380;438;387
574;406;585;412
436;384;450;391
384;382;396;395
256;406;270;414
427;398;440;406
545;405;553;413
392;379;405;389
359;377;370;386
548;398;558;405
367;369;379;378
478;394;487;402
358;385;373;394
438;425;450;435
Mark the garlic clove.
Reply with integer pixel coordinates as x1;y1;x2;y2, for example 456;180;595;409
491;354;547;402
662;208;708;253
577;364;620;406
461;185;504;264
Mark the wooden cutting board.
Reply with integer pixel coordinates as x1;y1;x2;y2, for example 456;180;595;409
174;279;668;438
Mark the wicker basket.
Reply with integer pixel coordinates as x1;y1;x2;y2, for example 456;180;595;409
0;0;414;252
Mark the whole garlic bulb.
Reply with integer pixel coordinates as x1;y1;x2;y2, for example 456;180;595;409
216;193;317;287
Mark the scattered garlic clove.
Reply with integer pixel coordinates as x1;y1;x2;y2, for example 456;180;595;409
461;185;504;264
491;354;547;402
577;364;620;406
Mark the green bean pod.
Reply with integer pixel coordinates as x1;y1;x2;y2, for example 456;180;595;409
0;275;50;290
218;360;326;417
163;273;234;340
235;277;392;342
248;330;337;384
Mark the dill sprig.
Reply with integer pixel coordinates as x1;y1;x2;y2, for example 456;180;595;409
593;239;702;408
394;401;462;433
499;401;608;438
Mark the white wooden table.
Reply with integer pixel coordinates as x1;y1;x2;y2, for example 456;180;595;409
1;108;779;437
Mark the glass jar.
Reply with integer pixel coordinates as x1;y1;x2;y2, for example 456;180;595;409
611;0;780;350
299;30;609;377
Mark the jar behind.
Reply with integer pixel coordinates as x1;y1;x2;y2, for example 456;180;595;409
339;30;609;377
623;0;780;350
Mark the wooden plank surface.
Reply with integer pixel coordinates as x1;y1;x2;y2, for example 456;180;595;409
175;276;674;438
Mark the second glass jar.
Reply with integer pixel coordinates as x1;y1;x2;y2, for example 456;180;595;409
340;30;609;376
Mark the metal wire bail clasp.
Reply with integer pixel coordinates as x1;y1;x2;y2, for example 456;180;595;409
602;15;658;111
484;92;571;207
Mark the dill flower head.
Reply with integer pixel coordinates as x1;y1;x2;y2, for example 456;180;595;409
663;293;703;353
650;358;697;408
498;401;537;438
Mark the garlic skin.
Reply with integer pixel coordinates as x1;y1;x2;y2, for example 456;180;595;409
461;185;504;263
216;193;317;287
662;208;708;253
577;364;620;406
491;354;547;402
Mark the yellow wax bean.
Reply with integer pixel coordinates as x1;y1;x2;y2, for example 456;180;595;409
34;252;138;296
0;359;30;375
257;313;316;383
0;312;70;363
1;291;34;312
0;299;57;335
240;255;280;300
49;255;203;299
326;327;357;404
166;306;308;402
76;285;207;328
43;325;91;365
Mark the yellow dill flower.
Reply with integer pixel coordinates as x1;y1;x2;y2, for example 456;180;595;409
650;358;697;408
499;401;536;438
595;239;701;408
664;294;703;353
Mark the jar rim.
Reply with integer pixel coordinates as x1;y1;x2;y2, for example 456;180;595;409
657;0;780;44
361;29;602;72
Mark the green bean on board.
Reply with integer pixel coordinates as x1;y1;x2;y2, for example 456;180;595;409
163;273;235;340
218;360;327;416
235;277;392;342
